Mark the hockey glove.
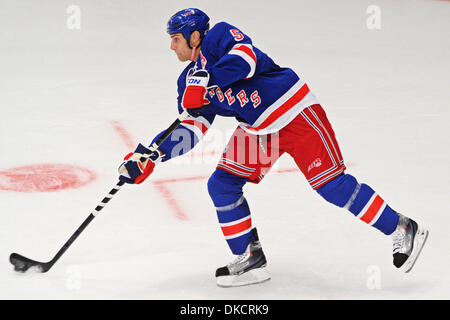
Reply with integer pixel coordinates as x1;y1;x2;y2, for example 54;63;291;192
118;143;163;184
182;69;210;117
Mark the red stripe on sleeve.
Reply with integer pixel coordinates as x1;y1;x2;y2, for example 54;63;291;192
234;45;257;64
181;120;208;134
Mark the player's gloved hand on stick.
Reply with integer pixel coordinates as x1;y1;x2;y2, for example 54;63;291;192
118;143;163;184
182;69;210;117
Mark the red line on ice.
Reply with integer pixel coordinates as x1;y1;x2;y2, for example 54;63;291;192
111;121;135;150
152;181;190;221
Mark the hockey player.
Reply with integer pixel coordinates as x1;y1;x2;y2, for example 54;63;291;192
118;8;428;287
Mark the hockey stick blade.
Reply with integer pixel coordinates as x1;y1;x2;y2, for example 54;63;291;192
9;253;52;273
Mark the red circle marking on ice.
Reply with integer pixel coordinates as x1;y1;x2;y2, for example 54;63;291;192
0;164;97;192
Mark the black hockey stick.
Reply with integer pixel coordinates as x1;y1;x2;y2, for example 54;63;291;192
9;111;190;273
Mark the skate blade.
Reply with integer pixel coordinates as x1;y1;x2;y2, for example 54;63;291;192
216;267;271;288
402;228;429;273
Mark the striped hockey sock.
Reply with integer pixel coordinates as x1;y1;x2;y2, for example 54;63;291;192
208;169;255;255
317;174;399;235
216;196;254;255
345;183;399;235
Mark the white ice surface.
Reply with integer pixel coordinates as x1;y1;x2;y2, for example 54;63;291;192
1;0;449;299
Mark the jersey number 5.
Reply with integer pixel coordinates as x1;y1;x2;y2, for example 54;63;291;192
230;29;244;41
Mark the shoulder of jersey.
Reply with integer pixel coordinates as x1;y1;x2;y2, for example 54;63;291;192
204;21;236;42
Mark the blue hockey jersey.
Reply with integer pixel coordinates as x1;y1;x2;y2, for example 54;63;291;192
152;21;319;161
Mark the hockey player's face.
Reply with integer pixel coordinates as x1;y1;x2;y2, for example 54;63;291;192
170;33;191;62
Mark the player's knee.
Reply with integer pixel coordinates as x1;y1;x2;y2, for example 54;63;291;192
316;173;359;208
207;170;229;199
207;169;247;207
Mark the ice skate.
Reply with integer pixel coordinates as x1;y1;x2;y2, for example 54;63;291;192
392;213;429;273
215;228;270;287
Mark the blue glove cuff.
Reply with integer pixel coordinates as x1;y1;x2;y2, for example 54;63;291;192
134;143;151;154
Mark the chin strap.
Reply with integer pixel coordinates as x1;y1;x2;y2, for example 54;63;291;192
190;46;197;62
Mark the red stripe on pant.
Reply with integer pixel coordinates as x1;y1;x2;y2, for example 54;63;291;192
310;165;346;190
302;107;342;166
217;162;253;179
